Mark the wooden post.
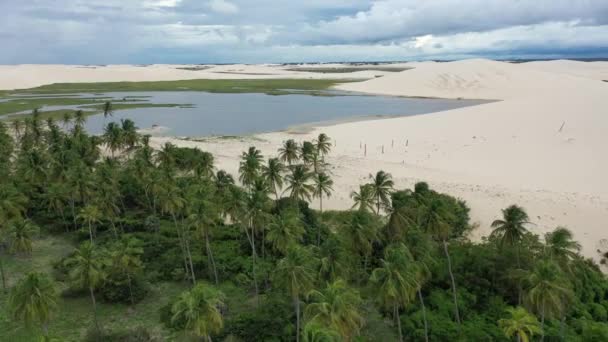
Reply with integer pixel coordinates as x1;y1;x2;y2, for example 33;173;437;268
392;139;394;148
360;141;362;149
406;139;409;147
364;144;367;156
382;145;384;154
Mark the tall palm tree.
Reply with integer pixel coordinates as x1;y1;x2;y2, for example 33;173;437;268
8;272;58;340
103;122;122;158
266;210;304;255
314;133;332;160
6;219;40;256
171;283;225;341
109;237;143;305
74;110;86;127
102;101;113;121
318;237;347;283
369;171;394;215
312;172;333;214
187;202;220;285
305;279;364;341
64;242;108;335
120;119;139;150
418;199;461;325
350;184;375;213
498;306;541;342
275;247;316;342
61;112;73;129
523;260;574;341
77;205;102;244
279;139;299;166
300;141;316;166
239;147;264;190
285;165;314;202
544;227;581;268
491;205;531;248
370;243;418;342
0;183;28;292
262;158;285;200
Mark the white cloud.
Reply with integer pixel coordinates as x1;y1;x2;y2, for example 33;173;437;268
208;0;239;14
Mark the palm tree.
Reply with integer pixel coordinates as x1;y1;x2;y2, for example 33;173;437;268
0;183;28;292
312;172;333;214
303;321;340;342
491;205;531;248
266;210;304;255
11;120;24;141
74;110;86;127
279;139;299;165
102;101;113;122
8;272;58;340
64;242;108;335
6;219;40;256
312;172;333;246
305;279;364;341
350;184;375;213
275;247;316;342
120;119;139;150
369;171;394;215
418;199;461;325
314;133;332;160
523;260;574;341
109;237;143;305
498;306;541;342
187;202;220;285
544;227;581;268
370;243;418;342
262;158;285;200
300;141;316;166
103;122;122;158
61;112;73;129
171;283;225;341
285;165;314;202
318;237;347;282
239;147;264;190
77;205;102;244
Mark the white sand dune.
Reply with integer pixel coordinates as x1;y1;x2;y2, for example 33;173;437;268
2;60;607;263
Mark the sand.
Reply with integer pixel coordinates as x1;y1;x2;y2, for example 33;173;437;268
2;60;607;263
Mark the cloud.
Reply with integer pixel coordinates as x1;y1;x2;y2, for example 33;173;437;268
208;0;239;14
0;0;607;63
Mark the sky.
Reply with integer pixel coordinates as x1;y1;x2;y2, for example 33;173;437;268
1;0;607;64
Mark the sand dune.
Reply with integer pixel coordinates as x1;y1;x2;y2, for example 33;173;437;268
1;59;607;263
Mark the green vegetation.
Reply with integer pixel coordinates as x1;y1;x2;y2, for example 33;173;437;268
1;113;608;341
11;79;350;95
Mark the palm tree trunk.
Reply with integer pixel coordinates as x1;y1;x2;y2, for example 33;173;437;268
377;196;381;215
88;221;94;244
418;287;429;342
89;286;101;335
394;303;403;342
206;233;219;285
172;214;191;282
251;222;259;300
184;231;196;284
0;254;7;293
443;240;461;325
516;245;522;305
541;302;546;342
317;195;323;246
295;296;301;342
127;272;135;306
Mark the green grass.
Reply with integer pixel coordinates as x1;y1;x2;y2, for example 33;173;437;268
80;103;194;111
285;66;411;73
0;97;112;116
10;79;353;95
0;235;190;341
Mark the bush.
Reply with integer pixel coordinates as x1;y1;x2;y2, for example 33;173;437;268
99;273;149;304
84;326;162;342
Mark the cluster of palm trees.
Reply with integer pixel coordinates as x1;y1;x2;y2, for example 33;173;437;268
0;109;597;341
